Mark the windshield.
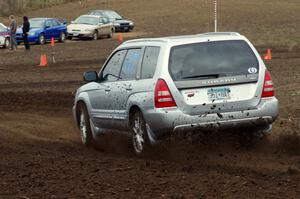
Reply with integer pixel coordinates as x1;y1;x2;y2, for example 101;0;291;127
75;16;99;25
102;11;122;20
29;19;45;28
169;40;259;80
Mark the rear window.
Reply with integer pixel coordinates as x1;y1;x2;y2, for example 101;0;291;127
169;40;259;81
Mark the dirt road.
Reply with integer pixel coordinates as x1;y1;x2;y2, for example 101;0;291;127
0;0;299;198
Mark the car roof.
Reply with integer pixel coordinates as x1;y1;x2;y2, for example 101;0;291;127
90;9;115;13
30;18;52;20
78;15;102;19
122;32;246;47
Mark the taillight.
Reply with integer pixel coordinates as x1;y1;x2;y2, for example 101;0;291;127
155;79;177;108
261;69;275;98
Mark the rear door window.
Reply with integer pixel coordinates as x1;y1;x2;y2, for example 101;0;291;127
45;20;52;27
120;49;142;80
102;50;127;81
51;19;60;27
169;40;259;80
141;46;160;79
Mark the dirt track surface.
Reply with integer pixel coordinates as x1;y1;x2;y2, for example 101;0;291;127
0;0;300;198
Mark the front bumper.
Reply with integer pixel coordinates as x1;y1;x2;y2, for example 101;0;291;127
16;34;39;43
68;31;93;38
144;97;279;140
114;25;134;32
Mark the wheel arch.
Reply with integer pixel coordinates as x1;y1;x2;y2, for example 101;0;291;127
74;100;87;127
129;105;142;120
74;92;93;127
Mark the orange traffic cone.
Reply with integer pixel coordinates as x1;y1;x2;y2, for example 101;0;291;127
118;33;123;43
264;48;272;60
51;37;55;47
39;54;48;67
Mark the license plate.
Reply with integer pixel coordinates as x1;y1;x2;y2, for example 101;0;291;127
73;33;79;36
207;87;231;101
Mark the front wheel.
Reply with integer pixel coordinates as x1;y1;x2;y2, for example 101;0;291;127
107;29;113;38
78;103;95;147
130;111;150;155
92;31;98;40
4;38;10;48
39;34;46;45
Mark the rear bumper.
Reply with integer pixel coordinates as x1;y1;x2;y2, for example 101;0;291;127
143;97;279;140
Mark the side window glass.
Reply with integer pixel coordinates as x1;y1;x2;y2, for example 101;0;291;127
102;50;127;81
120;49;142;80
52;20;59;26
141;47;160;79
45;20;52;27
99;18;103;24
102;17;108;24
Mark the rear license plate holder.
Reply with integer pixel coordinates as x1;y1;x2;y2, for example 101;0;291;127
207;87;231;101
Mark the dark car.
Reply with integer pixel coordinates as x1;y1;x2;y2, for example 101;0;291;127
16;18;67;45
88;10;134;32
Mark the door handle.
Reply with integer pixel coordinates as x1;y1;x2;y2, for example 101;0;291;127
105;87;111;92
125;87;133;91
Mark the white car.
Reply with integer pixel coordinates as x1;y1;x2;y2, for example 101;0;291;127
67;15;115;40
0;23;10;48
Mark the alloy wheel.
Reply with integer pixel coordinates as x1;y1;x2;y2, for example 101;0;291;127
80;112;87;145
132;116;144;154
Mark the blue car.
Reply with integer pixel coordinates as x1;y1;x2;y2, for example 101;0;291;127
16;18;67;45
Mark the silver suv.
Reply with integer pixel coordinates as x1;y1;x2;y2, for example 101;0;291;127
73;32;279;154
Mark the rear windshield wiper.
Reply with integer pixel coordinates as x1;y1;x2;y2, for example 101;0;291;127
182;74;220;79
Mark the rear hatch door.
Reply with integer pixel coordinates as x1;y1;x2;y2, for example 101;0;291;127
168;40;262;115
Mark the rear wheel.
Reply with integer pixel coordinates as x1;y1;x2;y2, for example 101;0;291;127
108;29;113;38
59;32;66;42
78;103;95;147
4;38;10;48
39;33;45;45
130;111;150;155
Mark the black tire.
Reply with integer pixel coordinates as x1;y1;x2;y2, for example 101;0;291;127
92;31;98;40
78;103;95;147
59;32;66;43
39;33;46;45
67;36;73;40
4;38;10;48
130;111;150;155
107;29;113;38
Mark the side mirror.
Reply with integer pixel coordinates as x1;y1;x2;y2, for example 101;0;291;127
45;25;51;29
83;71;98;82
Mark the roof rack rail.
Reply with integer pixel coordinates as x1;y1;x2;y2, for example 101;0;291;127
199;32;241;36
